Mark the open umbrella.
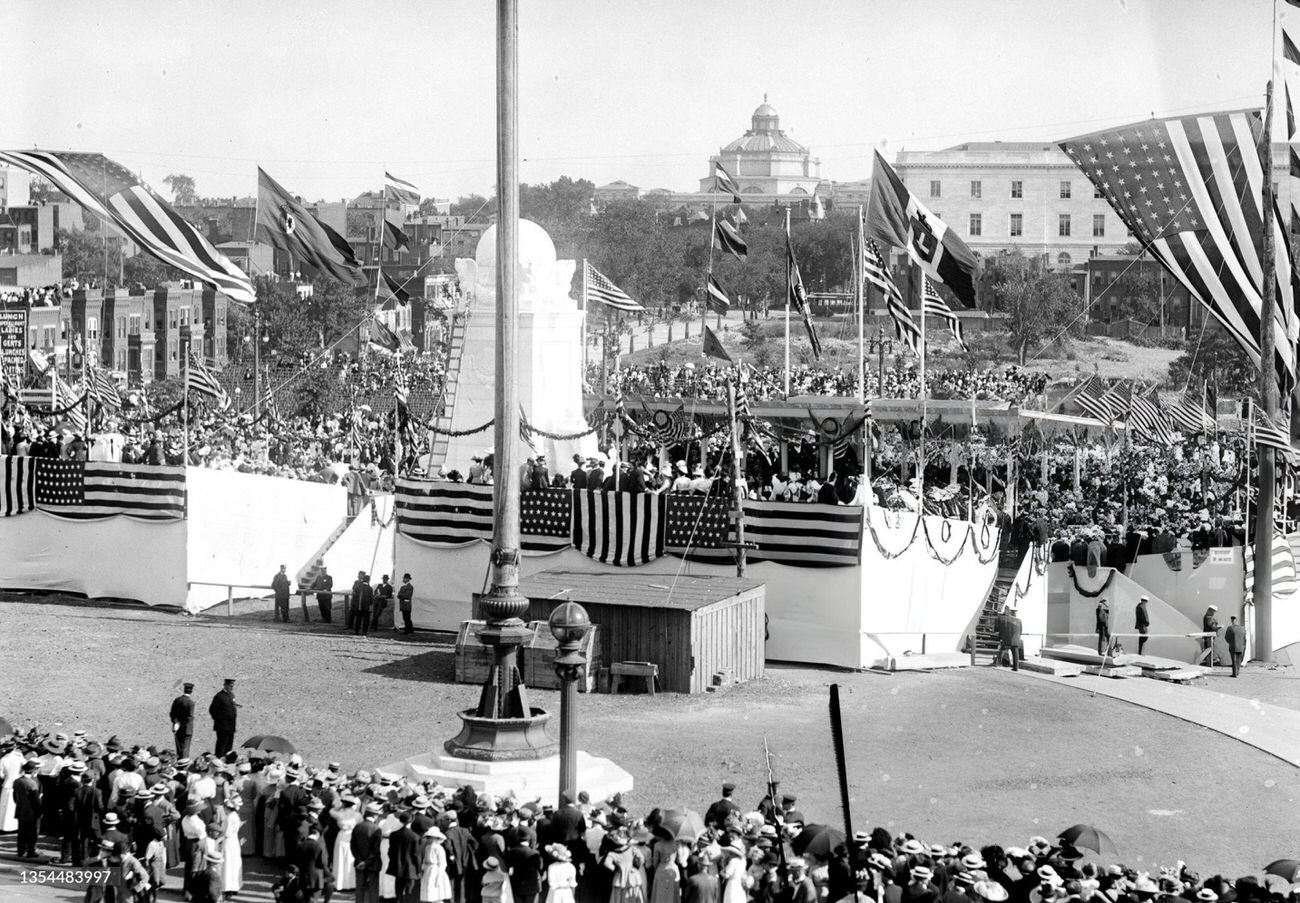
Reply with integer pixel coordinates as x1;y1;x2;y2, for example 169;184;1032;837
802;827;847;859
658;808;706;843
791;824;835;857
1264;861;1300;883
241;735;297;755
1058;824;1116;855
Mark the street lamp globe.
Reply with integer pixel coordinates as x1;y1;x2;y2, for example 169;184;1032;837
548;601;591;649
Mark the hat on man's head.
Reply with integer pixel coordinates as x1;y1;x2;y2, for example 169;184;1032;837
183;682;194;691
1196;891;1218;902
962;853;986;870
721;782;735;793
1207;604;1218;611
975;882;1010;902
911;866;934;882
102;812;120;826
901;839;925;856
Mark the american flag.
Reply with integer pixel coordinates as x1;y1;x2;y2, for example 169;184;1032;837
1245;529;1298;600
785;216;822;358
865;238;919;356
0;455;36;517
1167;393;1215;435
395;479;494;546
573;491;663;567
0;150;254;304
34;459;186;521
185;352;230;410
52;374;87;433
87;365;121;409
921;277;968;352
1060;111;1300;394
584;262;644;313
665;499;864;568
1073;375;1115;426
1251;409;1298;463
520;487;574;552
664;495;732;559
713;162;742;203
1126;386;1175;446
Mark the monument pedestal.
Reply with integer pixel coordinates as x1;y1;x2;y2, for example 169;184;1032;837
384;748;633;801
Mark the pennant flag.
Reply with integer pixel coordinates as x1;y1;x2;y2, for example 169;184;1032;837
572;490;664;567
584;261;644;312
256;168;364;286
185;351;231;410
701;323;732;362
0;150;255;304
368;318;402;355
713;216;748;262
381;220;410;253
1059;111;1300;396
378;270;412;309
921;277;968;352
0;455;36;516
1245;529;1299;600
705;273;730;315
385;171;421;205
864;238;918;355
713;163;742;203
866;151;978;307
33;459;186;521
786;218;822;358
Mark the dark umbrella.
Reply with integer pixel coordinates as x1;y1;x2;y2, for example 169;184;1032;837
241;735;297;755
1264;861;1300;883
1058;824;1117;855
658;808;706;843
0;717;12;738
802;827;847;859
791;824;835;857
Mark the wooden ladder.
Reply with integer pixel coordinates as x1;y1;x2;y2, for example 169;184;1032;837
426;309;471;471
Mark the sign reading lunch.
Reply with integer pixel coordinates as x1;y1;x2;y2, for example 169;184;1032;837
0;309;27;387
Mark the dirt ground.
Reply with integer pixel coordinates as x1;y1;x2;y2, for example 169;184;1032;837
2;593;1299;898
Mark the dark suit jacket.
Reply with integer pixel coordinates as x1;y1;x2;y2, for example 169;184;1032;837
297;834;332;890
208;690;237;732
356;583;374;611
351;819;383;870
386;825;422;880
1225;624;1248;653
587;467;605;489
170;694;194;728
272;572;291;600
14;774;41;821
505;844;543;896
548;805;585;843
817;483;839;505
570;468;588;489
998;615;1023;645
1135;602;1150;630
683;872;719;903
69;782;102;835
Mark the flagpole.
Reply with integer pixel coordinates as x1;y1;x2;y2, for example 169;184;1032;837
784;207;791;399
857;206;866;403
918;262;927;496
580;258;588;383
182;340;190;465
708;183;720;333
1254;63;1280;661
727;372;747;579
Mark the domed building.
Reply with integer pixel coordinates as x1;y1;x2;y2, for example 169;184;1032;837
699;97;823;199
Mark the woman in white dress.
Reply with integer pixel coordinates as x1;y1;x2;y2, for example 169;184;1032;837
333;796;363;892
718;842;749;903
419;826;452;903
544;844;577;903
0;739;23;832
220;798;243;897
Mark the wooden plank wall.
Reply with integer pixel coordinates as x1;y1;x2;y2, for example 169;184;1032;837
691;588;766;693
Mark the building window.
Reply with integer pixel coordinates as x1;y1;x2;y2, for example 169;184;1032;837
1092;271;1103;286
1093;215;1105;237
969;213;982;236
1059;214;1072;237
180;307;190;327
970;180;982;198
1060;181;1072;199
169;309;178;329
1010;181;1023;199
1058;252;1072;266
1009;213;1023;237
129;315;141;335
169;340;178;362
929;180;941;198
61;318;69;340
117;317;126;338
1094;185;1105;199
87;317;98;340
43;326;55;347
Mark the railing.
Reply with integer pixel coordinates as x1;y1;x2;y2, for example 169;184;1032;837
187;581;350;622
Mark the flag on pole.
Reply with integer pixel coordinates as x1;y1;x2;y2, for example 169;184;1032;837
0;150;255;304
71;332;84;357
810;193;825;221
1282;28;1300;141
368;318;403;355
87;365;121;408
382;220;410;252
1073;375;1116;426
1168;392;1216;435
1127;386;1175;446
1059;111;1300;396
921;277;968;352
705;274;730;315
864;238;918;355
384;171;421;205
185;351;231;410
256;168;364;286
1245;529;1299;600
52;374;87;433
866;151;978;307
713;163;742;203
28;348;49;377
378;271;411;308
583;262;644;312
701;324;732;363
1252;409;1298;462
713;216;748;262
786;218;822;358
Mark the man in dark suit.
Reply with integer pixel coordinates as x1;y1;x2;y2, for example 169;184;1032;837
170;682;195;758
278;768;310;857
14;760;42;857
353;573;375;637
1225;615;1248;678
683;854;720;903
704;783;740;829
505;826;543;903
352;802;385;903
313;562;335;624
296;820;333;903
548;792;585;844
444;809;479;903
586;457;605;491
569;454;588;489
272;564;292;623
1135;596;1151;655
789;858;820;903
67;770;102;866
208;678;239;756
1202;604;1221;664
817;475;840;505
1095;599;1111;656
994;604;1023;671
387;810;423;903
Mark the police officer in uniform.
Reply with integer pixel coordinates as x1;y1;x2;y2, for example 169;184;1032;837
170;682;196;758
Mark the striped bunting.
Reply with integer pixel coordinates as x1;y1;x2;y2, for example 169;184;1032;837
584;262;644;312
34;459;186;521
573;491;663;567
0;456;36;516
0;151;254;304
395;479;493;546
1061;111;1300;396
1245;530;1298;600
664;496;863;568
921;277;968;351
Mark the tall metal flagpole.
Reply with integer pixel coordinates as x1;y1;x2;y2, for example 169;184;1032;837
918;263;927;495
181;340;190;465
784;207;791;398
857;206;866;402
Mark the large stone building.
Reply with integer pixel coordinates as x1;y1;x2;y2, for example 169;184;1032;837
699;98;823;200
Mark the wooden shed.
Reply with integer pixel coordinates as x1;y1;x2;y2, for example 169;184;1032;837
516;569;766;694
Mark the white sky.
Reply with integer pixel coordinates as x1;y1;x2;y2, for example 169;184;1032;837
0;0;1284;203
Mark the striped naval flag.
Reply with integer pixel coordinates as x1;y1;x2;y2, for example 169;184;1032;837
0;150;254;304
1060;111;1300;395
34;459;186;521
584;262;644;313
713;162;742;203
573;491;663;567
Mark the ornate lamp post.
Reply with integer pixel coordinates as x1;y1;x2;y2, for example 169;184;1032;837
548;601;591;803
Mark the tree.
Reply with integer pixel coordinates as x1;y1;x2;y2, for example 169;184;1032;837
163;174;199;206
1109;268;1161;323
346;209;377;241
450;194;491;218
1168;322;1257;397
985;250;1083;364
59;229;122;284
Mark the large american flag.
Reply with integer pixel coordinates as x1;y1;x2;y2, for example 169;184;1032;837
34;459;186;521
865;238;919;356
584;262;644;313
665;496;864;568
395;479;494;546
0;456;36;517
0;150;254;304
664;495;732;557
520;487;574;552
573;491;663;566
1060;111;1300;394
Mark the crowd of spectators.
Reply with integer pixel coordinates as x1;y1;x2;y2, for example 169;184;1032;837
0;282;67;307
1;725;1292;903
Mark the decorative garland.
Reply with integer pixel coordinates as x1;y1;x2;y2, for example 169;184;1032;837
864;509;921;559
922;516;967;566
1067;563;1117;598
971;521;1001;565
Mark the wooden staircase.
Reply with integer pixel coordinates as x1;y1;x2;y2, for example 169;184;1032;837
971;546;1028;660
426;310;471;472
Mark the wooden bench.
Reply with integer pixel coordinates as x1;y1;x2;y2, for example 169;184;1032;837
609;661;660;695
